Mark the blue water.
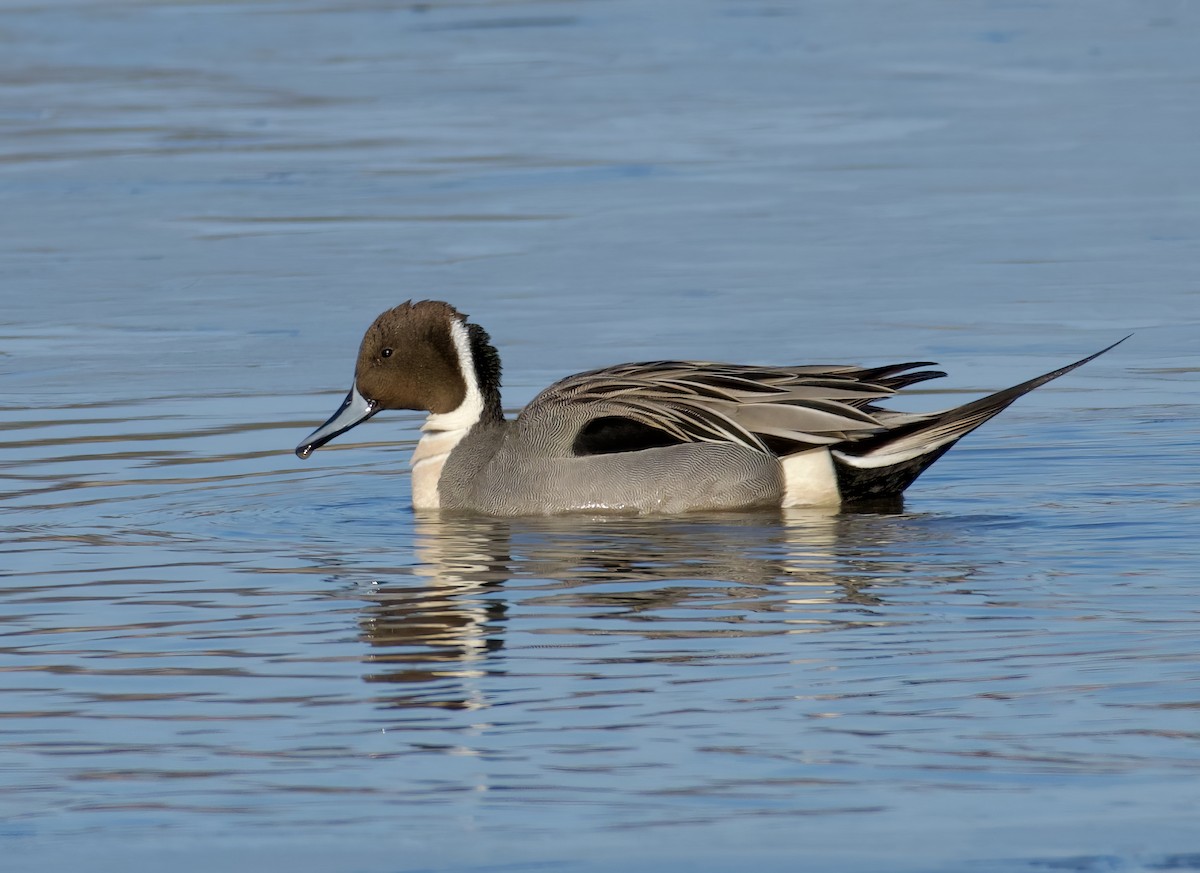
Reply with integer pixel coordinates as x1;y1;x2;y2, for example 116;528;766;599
2;1;1199;871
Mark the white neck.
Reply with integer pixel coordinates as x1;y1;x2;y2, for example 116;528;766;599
410;319;485;510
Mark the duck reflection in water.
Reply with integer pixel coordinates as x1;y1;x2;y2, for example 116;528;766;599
356;515;512;711
343;504;979;712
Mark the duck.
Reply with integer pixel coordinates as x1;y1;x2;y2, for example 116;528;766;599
295;300;1125;515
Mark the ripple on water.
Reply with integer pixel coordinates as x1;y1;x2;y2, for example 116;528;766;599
4;396;1199;870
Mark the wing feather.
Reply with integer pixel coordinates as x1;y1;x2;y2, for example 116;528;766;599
519;359;947;456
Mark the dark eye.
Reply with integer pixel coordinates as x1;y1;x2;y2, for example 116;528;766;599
381;348;393;359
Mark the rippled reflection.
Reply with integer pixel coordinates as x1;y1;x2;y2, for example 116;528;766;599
331;508;978;711
358;516;512;710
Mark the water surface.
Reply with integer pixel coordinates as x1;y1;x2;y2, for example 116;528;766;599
2;1;1199;871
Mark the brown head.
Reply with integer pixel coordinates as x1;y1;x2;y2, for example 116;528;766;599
355;300;473;414
295;300;502;459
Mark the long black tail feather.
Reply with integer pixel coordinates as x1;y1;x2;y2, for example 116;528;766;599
833;336;1130;501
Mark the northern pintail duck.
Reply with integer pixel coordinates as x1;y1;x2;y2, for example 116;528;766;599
296;301;1124;515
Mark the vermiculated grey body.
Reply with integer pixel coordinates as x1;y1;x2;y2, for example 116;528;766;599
438;421;783;515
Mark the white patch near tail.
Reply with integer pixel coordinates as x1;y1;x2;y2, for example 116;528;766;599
780;448;842;507
410;319;484;510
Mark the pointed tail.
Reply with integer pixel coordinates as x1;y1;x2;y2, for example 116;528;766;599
831;336;1130;501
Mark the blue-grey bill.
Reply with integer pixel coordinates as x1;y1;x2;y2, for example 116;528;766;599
295;384;378;459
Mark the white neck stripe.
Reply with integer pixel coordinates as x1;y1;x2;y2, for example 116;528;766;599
411;318;485;510
422;318;484;434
